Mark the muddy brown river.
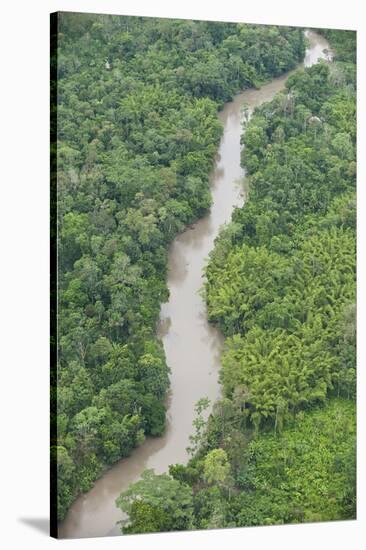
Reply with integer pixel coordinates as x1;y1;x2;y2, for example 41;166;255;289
59;29;331;539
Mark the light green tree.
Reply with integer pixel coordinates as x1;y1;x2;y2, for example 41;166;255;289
203;448;230;486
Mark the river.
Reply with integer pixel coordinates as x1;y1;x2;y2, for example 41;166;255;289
59;29;331;539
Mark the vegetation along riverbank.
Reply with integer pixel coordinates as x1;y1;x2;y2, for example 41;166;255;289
53;14;307;522
116;28;356;532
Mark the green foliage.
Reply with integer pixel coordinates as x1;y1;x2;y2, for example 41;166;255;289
110;28;358;536
55;14;305;519
116;469;194;533
209;228;355;427
187;397;211;456
189;29;357;531
184;400;355;529
51;446;75;521
203;448;230;485
230;400;356;525
122;501;171;535
53;14;352;529
169;463;200;486
205;49;356;432
318;29;356;63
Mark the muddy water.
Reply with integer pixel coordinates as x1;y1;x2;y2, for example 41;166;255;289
59;30;330;539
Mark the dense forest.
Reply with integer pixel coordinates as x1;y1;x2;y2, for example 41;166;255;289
117;29;356;532
52;13;307;521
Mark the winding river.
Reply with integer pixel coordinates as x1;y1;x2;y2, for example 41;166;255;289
59;29;331;539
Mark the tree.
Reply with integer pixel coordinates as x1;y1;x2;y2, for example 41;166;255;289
51;445;75;520
203;448;230;486
187;397;210;455
122;501;170;534
116;469;194;533
331;132;354;161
